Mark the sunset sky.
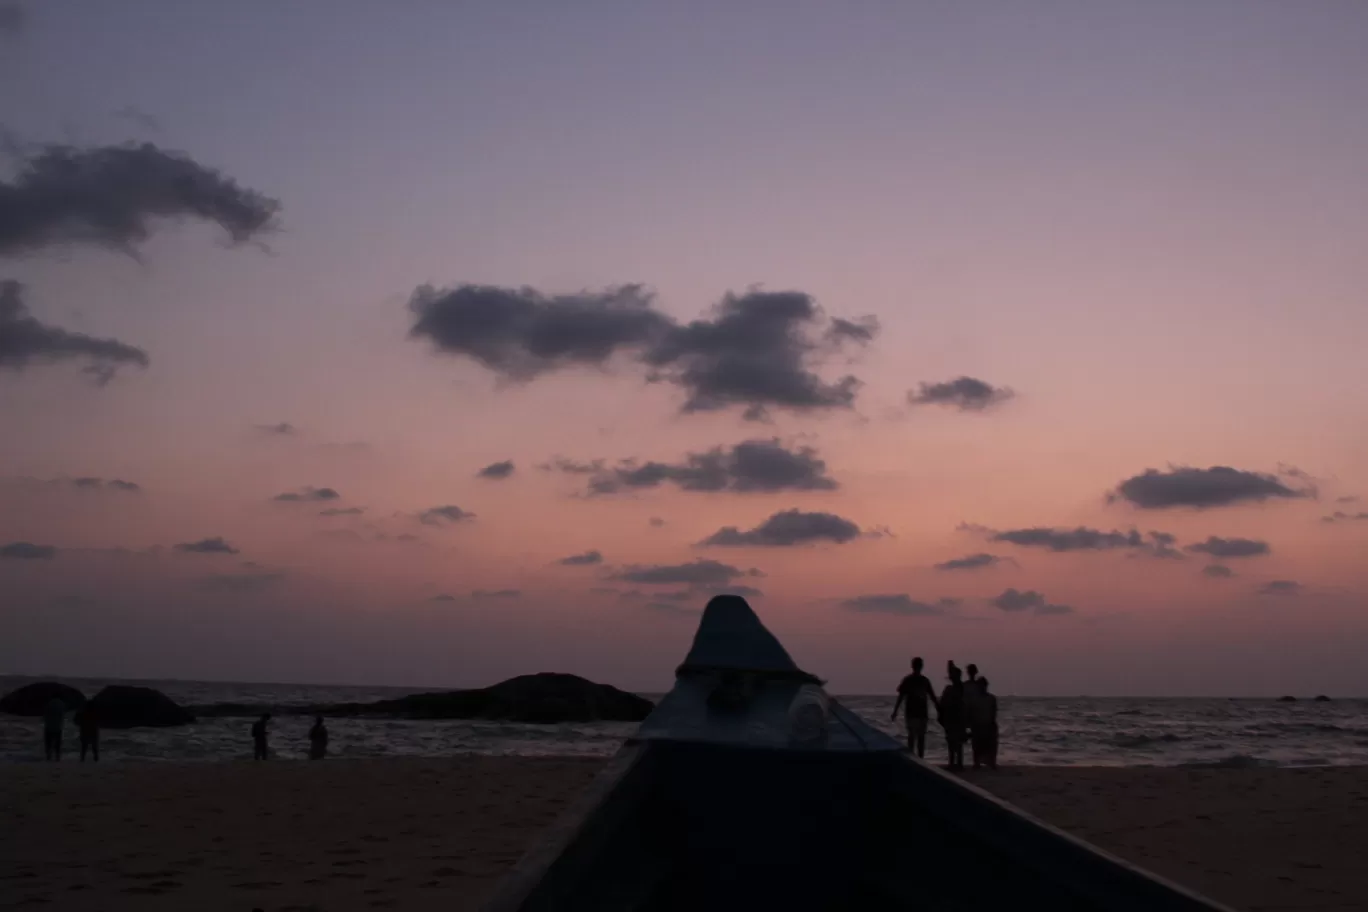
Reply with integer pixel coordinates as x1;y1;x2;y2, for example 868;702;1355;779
2;1;1366;696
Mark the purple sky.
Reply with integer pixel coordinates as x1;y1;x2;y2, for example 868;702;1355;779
2;1;1367;695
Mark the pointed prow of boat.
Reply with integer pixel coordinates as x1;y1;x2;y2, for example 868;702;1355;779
482;595;1235;912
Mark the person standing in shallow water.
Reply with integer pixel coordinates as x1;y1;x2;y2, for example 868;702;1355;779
891;657;940;758
939;664;967;771
963;663;983;767
970;677;999;770
251;713;271;760
42;697;66;761
308;715;329;760
75;705;100;762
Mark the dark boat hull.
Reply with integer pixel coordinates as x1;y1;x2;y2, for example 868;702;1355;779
483;597;1234;912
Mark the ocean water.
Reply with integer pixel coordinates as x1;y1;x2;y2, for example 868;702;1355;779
3;676;1366;767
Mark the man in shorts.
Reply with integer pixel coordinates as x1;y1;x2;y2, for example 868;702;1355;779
891;656;940;758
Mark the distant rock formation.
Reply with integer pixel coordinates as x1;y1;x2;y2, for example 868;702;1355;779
364;673;653;723
1313;695;1332;702
88;685;196;728
1276;695;1297;702
183;674;655;724
0;681;86;716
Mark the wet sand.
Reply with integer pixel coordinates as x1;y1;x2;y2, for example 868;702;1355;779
3;759;1366;911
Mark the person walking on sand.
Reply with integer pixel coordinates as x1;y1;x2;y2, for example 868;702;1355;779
308;715;329;760
251;713;271;760
42;696;66;761
939;664;968;771
891;657;940;758
75;705;100;762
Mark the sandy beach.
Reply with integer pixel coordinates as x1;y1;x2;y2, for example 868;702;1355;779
3;759;1367;912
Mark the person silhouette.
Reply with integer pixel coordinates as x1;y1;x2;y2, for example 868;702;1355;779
964;663;983;767
972;677;999;770
251;713;271;760
75;705;100;762
308;715;329;760
891;657;940;758
938;664;967;771
42;697;66;761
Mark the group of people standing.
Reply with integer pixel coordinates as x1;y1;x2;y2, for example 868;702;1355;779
40;697;99;762
892;657;999;771
37;703;330;762
249;713;330;761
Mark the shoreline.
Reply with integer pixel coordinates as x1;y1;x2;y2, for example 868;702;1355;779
4;759;1367;910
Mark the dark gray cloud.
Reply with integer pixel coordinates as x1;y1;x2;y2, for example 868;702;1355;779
991;588;1074;616
62;476;140;492
840;594;956;616
472;589;521;599
418;505;475;526
1034;602;1076;616
648;516;666;527
540;457;605;475
272;486;340;503
0;280;149;381
1;541;55;559
908;376;1014;412
649;590;696;603
173;537;239;555
1322;511;1368;524
0;140;279;256
584;439;837;495
1185;536;1270;559
976;524;1176;556
992;588;1045;612
256;422;296;436
318;507;364;516
1146;531;1184;559
1202;564;1234;578
934;552;1005;572
643;600;705;615
477;459;515;480
558;550;603;566
1336;495;1359;504
409;285;875;420
114;106;163;134
641;290;874;420
1109;466;1314;509
625;583;766;605
1257;580;1301;596
0;3;26;37
199;571;284;592
826;316;879;344
611;559;756;587
698;509;863;547
409;283;668;379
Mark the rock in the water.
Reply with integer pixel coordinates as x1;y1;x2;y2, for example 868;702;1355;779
372;673;653;723
88;685;195;728
1313;694;1332;702
1276;695;1297;702
0;681;86;716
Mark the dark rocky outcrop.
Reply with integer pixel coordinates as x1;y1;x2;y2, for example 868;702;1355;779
1313;694;1332;702
1276;695;1297;702
181;674;654;723
87;685;195;728
368;673;654;723
0;681;86;716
